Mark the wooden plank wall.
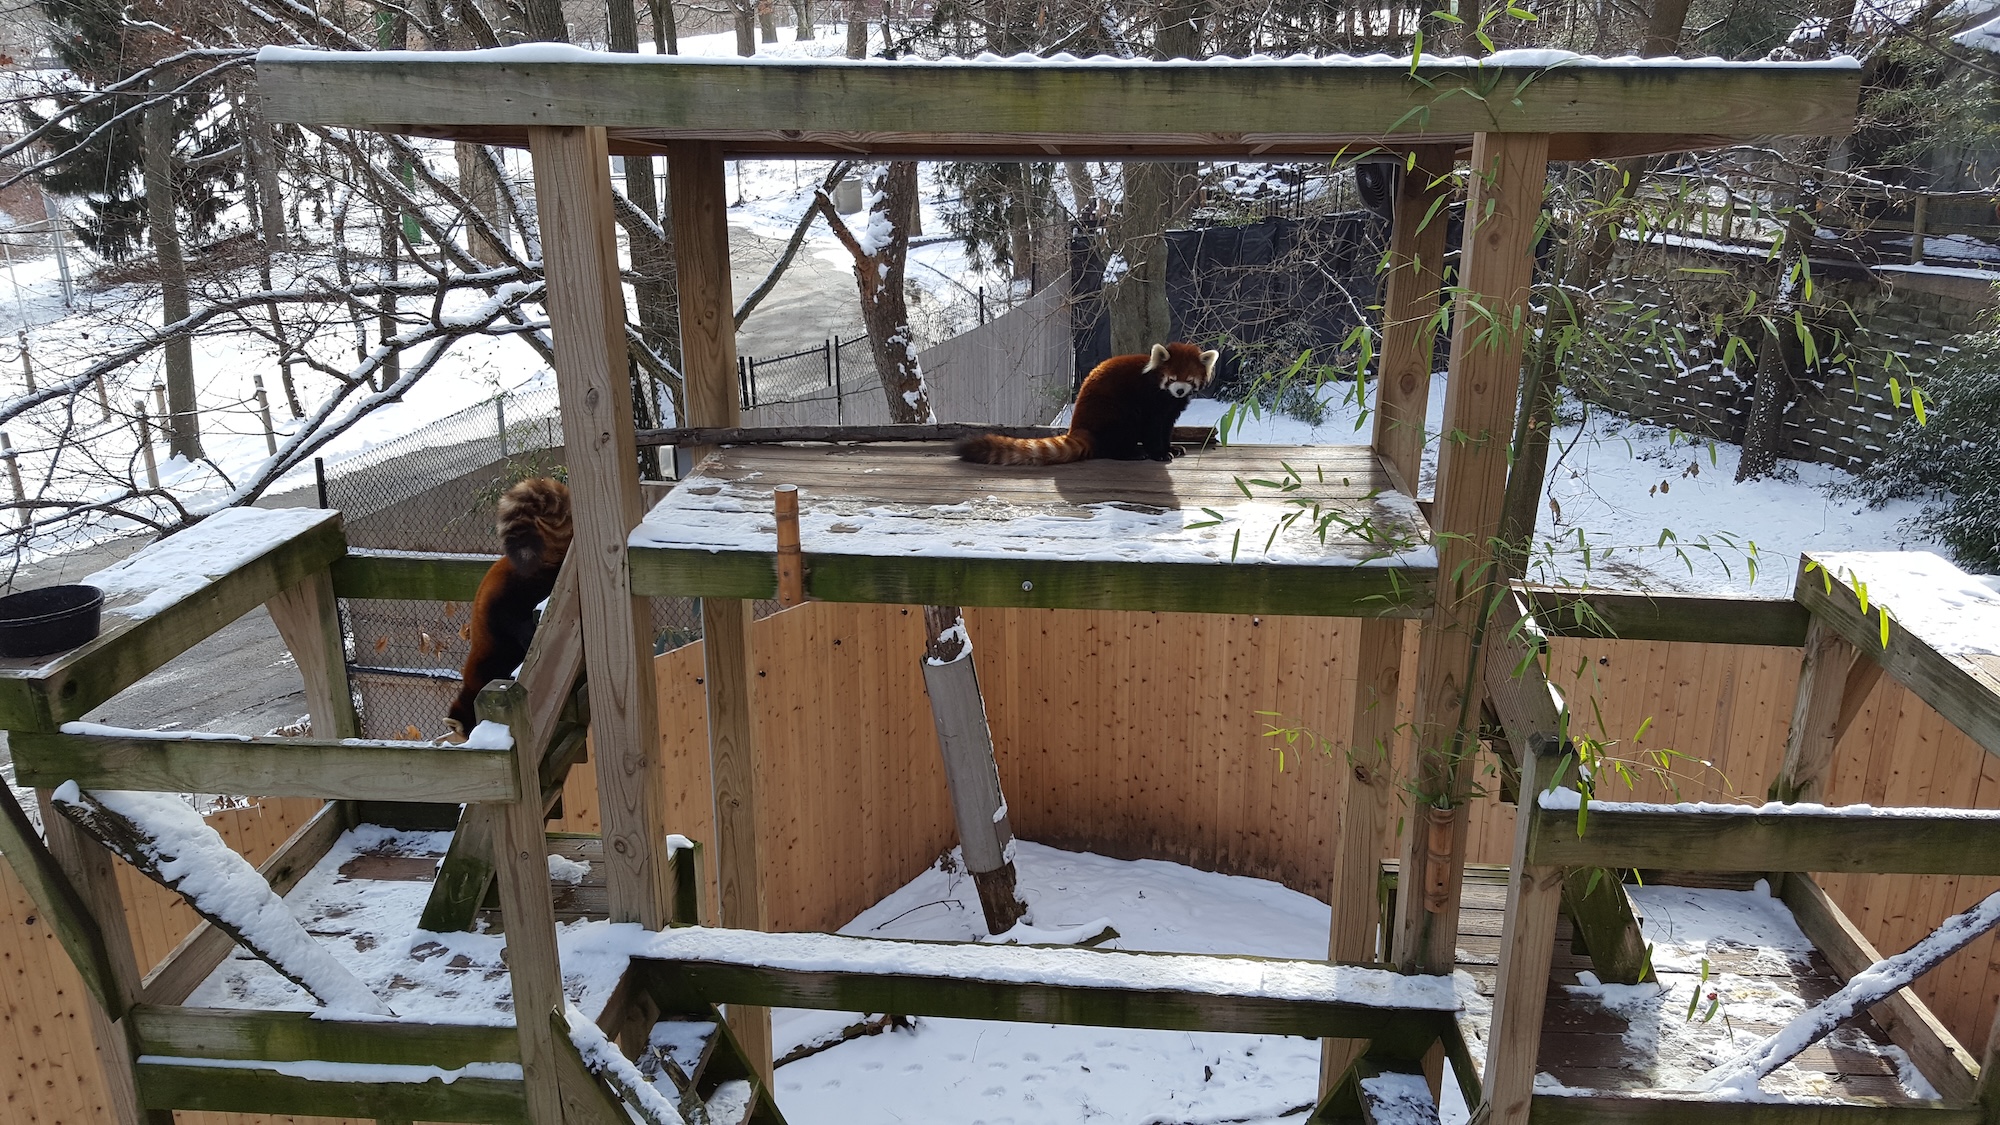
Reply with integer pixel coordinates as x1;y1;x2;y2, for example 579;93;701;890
5;605;1999;1123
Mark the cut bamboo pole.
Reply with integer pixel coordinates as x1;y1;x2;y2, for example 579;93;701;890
774;484;804;607
134;399;159;488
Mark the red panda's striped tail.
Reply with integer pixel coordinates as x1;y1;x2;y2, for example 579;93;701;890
955;432;1094;465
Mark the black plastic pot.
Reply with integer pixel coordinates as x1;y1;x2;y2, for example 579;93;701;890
0;584;105;659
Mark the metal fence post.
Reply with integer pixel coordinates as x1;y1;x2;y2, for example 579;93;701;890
497;396;508;459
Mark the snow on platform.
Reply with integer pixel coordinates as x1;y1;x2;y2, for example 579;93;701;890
631;442;1433;570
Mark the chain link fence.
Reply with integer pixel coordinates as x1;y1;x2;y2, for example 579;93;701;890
315;383;706;739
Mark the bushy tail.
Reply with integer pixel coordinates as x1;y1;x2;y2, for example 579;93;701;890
955;432;1093;465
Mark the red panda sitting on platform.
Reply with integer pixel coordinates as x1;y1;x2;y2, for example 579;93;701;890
956;342;1218;465
446;477;573;738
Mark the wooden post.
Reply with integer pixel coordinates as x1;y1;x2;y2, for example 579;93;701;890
1372;144;1455;489
254;373;278;455
36;790;169;1125
668;138;772;1078
17;329;32;392
266;567;362;740
134;400;159;489
921;604;1026;935
773;484;804;607
527;125;672;930
1911;194;1928;264
479;681;568;1125
1393;131;1550;975
1978;1001;2000;1124
1480;735;1565;1125
1772;616;1881;805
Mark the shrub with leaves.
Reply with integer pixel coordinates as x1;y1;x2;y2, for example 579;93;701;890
1856;328;2000;569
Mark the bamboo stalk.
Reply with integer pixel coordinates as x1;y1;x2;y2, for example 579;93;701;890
773;484;804;607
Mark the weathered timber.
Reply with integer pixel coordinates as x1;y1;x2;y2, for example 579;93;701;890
1525;801;2000;874
1560;866;1652;985
255;53;1860;156
1527;1095;1977;1124
264;567;361;739
1794;552;2000;759
1311;1054;1438;1125
53;787;393;1016
635;422;1216;448
134;1059;528;1123
631;940;1455;1062
1776;873;1977;1104
131;1005;519;1067
36;789;158;1125
1515;585;1810;647
330;550;497;601
11;729;518;803
532;125;672;931
702;594;771;1074
1395;130;1551;975
1481;734;1567;1125
476;680;567;1125
0;510;346;730
1372;145;1454;488
630;548;1434;618
0;779;121;1015
690;1004;789;1124
671;837;703;926
1772;617;1869;804
550;1008;675;1125
1979;1001;1999;1124
141;799;354;1005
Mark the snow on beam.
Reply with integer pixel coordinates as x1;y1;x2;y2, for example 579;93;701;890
12;725;519;804
254;46;1860;153
1795;551;2000;760
1527;787;2000;875
0;507;346;730
51;784;394;1017
614;926;1457;1061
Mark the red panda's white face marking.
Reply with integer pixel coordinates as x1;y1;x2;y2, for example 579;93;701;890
1147;343;1220;399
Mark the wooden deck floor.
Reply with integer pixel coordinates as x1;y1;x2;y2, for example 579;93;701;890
627;442;1437;616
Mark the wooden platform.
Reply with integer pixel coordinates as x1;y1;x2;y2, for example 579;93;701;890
628;442;1436;617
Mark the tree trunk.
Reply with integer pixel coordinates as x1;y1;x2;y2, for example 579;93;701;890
143;74;201;461
378;177;401;394
610;0;682;426
242;97;287;255
649;0;678;52
456;143;507;266
1101;1;1203;354
760;0;779;41
846;0;869;56
736;0;758;54
854;163;930;422
522;0;568;42
1064;160;1096;221
793;0;815;38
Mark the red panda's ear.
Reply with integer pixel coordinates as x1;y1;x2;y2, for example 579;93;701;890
1146;343;1170;371
1199;349;1220;375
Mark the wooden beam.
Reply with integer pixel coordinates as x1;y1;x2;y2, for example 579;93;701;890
670;137;771;1080
1978;1000;1999;1125
36;789;162;1125
630;547;1435;618
265;567;361;739
1528;1094;1977;1124
1393;130;1551;974
1772;617;1868;804
131;1004;520;1067
12;729;518;803
134;1059;528;1123
141;799;352;1005
330;550;496;602
1526;801;2000;874
0;778;122;1016
1372;144;1454;488
1480;735;1567;1125
1794;552;2000;760
1324;616;1403;1091
0;510;346;730
1776;873;1977;1104
529;124;672;929
549;1008;668;1125
255;53;1862;147
476;680;567;1125
1515;584;1810;647
631;953;1455;1063
635;422;1218;448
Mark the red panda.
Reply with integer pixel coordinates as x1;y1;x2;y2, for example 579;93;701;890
956;342;1218;466
446;477;573;737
